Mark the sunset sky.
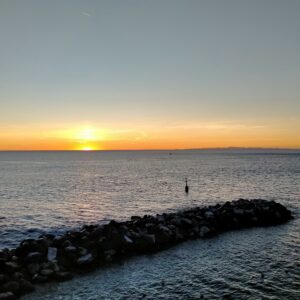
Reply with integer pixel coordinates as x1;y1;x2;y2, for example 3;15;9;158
0;0;299;150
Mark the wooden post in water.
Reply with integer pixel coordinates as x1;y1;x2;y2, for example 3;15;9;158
185;178;189;193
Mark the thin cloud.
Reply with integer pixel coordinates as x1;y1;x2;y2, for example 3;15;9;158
164;121;267;131
81;12;91;17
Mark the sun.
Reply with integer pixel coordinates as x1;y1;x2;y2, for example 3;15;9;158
82;147;93;151
63;126;104;150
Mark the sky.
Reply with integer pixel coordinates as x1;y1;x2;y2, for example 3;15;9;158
0;0;299;150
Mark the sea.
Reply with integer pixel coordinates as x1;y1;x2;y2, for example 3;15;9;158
0;150;299;299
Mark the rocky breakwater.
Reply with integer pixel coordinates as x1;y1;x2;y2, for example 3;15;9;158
0;199;293;299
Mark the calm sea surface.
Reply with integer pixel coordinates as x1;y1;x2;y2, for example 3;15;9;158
0;150;299;299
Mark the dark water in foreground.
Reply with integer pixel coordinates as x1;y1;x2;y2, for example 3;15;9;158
0;150;299;299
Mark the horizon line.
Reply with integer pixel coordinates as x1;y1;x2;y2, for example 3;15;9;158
0;147;300;152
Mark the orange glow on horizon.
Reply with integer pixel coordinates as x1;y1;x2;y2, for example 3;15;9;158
0;121;299;151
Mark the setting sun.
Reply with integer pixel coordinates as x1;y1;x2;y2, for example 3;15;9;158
58;127;104;151
81;147;93;151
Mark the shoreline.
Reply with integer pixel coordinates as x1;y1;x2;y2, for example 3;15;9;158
0;199;293;299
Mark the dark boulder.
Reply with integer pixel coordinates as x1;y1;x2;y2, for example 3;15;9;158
0;292;16;300
54;271;74;282
24;252;44;264
76;253;94;267
18;279;34;294
26;263;40;276
3;263;20;275
0;275;8;285
1;281;19;295
31;274;48;284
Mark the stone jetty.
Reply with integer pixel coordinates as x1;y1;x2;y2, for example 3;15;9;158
0;199;293;299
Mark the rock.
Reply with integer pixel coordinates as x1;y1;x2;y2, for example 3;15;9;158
0;259;6;269
32;274;48;284
61;240;72;248
40;269;54;277
76;253;94;266
104;249;116;257
47;247;57;262
104;254;113;262
39;234;55;241
18;279;34;294
52;236;66;248
15;239;46;259
134;234;156;252
174;229;184;241
54;271;74;282
41;261;55;270
233;208;244;215
97;234;125;252
1;281;19;295
245;209;255;215
168;224;176;230
124;234;133;244
78;247;88;256
24;252;43;264
170;217;181;226
49;262;60;272
204;211;214;219
57;254;74;269
3;262;20;275
27;263;41;276
11;272;24;280
64;246;77;253
180;218;193;227
155;230;172;246
159;224;171;232
0;274;8;284
145;222;155;229
156;215;165;223
199;226;210;238
142;234;156;244
0;292;15;300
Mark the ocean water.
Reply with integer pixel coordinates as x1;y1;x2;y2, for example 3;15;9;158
0;150;299;299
